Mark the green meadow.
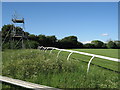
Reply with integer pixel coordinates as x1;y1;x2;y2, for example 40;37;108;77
73;49;119;59
2;49;120;89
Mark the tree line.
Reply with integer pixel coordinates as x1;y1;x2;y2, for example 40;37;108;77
1;24;120;49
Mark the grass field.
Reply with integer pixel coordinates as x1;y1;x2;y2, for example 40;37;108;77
69;49;119;72
2;49;120;89
73;49;119;59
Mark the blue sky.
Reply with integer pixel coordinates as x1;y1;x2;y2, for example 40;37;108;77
2;2;118;43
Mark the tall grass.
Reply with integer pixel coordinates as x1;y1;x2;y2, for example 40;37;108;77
2;49;119;89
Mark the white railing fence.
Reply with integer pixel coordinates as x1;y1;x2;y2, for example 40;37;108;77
38;46;120;73
0;75;60;90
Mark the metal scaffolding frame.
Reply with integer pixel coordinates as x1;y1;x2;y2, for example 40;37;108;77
11;12;25;49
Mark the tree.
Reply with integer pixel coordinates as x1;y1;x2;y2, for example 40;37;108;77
46;35;57;47
38;34;47;46
77;42;83;48
102;43;107;49
24;40;39;49
114;40;120;49
2;24;25;49
107;41;117;49
24;32;30;38
2;24;14;40
28;34;38;41
2;24;24;38
91;40;104;48
58;36;78;48
84;43;95;48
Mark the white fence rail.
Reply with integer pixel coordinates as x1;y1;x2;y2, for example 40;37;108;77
0;75;60;90
38;46;120;73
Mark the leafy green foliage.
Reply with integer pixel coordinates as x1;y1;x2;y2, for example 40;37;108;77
58;36;79;48
46;35;57;47
2;24;13;38
84;43;95;48
77;42;83;48
114;40;120;49
28;34;38;41
107;41;117;49
91;40;104;48
24;40;39;49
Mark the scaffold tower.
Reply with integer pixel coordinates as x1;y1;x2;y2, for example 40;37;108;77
11;12;25;49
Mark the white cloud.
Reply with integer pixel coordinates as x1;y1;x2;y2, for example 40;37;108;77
82;41;91;44
101;33;109;36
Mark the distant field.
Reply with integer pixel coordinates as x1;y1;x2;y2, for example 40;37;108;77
72;49;119;59
2;49;120;89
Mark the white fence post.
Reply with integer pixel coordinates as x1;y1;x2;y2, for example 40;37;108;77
87;56;95;73
45;47;48;52
49;48;54;54
57;50;62;58
67;52;73;60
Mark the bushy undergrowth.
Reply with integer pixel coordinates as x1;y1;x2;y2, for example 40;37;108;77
2;49;119;89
